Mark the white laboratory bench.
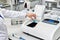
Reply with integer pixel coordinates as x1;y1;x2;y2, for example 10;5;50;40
4;18;38;40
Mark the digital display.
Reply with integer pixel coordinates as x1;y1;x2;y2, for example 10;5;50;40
27;22;37;28
42;19;59;25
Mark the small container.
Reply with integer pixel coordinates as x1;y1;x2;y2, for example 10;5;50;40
24;1;31;9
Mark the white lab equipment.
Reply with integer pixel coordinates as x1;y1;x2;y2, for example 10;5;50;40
57;0;60;8
43;10;60;21
44;13;58;20
41;0;56;5
22;18;60;40
45;0;57;10
21;5;60;40
19;0;24;3
34;5;45;20
11;17;25;25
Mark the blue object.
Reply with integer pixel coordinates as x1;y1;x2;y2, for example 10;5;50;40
48;20;54;23
12;34;25;40
43;19;54;24
33;20;38;23
19;37;25;40
42;19;59;25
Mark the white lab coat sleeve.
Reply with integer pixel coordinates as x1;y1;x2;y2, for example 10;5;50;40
0;17;8;40
18;10;27;18
0;8;27;18
0;24;8;40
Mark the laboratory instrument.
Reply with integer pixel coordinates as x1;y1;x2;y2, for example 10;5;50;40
45;1;57;10
11;18;23;25
21;5;60;40
22;18;60;40
57;0;60;8
34;5;45;20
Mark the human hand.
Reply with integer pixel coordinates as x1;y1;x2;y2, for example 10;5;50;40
26;13;36;20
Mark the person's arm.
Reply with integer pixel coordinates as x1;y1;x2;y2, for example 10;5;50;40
0;8;27;18
0;31;8;40
0;8;36;19
0;17;8;40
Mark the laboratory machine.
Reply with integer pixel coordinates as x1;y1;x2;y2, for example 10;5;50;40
22;5;60;40
57;0;60;8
